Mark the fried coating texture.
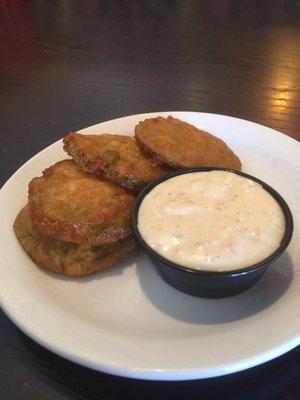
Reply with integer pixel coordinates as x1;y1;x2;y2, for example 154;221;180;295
13;205;136;277
63;133;170;191
135;116;242;170
29;160;135;246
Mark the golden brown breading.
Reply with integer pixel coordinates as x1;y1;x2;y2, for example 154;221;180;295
28;160;135;246
63;133;170;191
135;116;242;171
13;205;136;277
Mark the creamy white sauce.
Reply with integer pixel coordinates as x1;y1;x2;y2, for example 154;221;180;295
138;171;285;271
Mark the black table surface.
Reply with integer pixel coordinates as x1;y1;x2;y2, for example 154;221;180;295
0;1;299;399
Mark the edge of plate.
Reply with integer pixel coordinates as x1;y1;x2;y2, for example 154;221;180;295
0;291;299;380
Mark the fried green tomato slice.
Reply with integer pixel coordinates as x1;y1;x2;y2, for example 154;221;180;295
135;116;242;171
63;133;170;191
28;160;135;246
13;205;136;277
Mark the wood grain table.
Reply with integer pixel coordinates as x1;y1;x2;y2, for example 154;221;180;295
0;1;299;399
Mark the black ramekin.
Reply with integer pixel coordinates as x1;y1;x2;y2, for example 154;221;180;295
131;168;294;298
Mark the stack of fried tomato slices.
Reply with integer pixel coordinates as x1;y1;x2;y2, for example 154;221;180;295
14;161;136;276
14;116;241;277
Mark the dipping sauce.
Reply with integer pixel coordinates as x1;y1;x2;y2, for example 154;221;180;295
138;171;285;271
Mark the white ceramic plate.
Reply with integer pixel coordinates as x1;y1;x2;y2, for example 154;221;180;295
0;112;299;381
